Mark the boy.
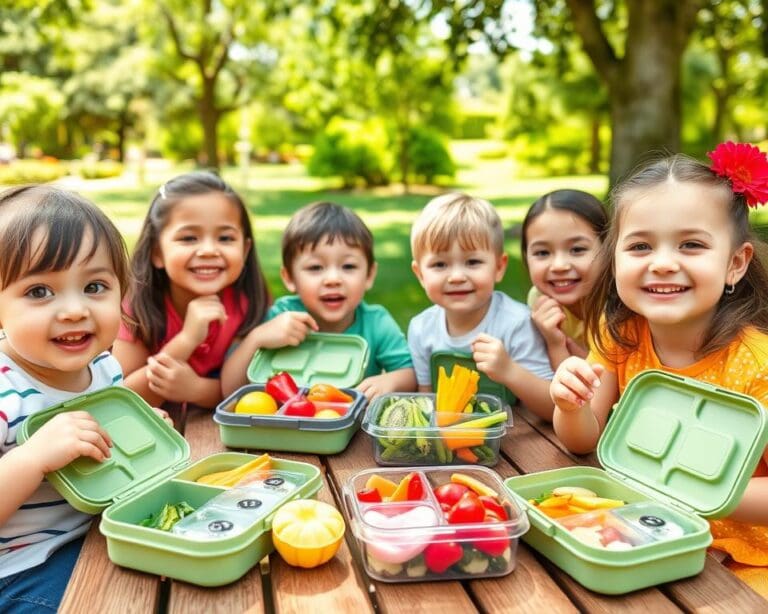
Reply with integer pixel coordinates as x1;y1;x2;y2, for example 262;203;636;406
408;192;555;420
221;202;416;400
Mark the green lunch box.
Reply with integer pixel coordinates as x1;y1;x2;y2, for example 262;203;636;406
430;351;516;406
216;332;369;454
503;369;768;594
18;387;322;587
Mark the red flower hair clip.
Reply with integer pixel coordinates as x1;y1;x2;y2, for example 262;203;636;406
708;141;768;208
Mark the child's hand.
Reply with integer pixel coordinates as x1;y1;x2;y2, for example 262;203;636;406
531;295;567;347
254;311;318;349
152;407;174;428
181;295;227;347
146;352;200;402
23;410;112;475
471;333;511;383
550;356;604;412
356;374;390;401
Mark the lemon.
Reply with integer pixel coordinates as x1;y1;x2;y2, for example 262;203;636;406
314;409;342;419
271;499;345;568
234;391;278;415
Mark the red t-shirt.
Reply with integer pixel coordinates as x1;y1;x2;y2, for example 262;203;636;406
118;287;247;377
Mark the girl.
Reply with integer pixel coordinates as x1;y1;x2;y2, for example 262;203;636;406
0;185;127;611
113;171;270;408
522;189;607;370
550;143;768;595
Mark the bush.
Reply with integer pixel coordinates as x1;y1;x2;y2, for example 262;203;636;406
407;127;455;184
308;120;390;188
0;159;68;185
79;160;124;179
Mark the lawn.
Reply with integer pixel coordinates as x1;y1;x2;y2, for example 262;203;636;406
56;143;613;329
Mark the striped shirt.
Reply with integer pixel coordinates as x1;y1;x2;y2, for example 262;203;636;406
0;351;123;579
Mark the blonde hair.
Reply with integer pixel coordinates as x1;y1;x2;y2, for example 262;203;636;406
410;193;504;260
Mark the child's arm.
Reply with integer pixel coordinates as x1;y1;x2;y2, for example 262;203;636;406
531;295;587;368
550;356;616;454
728;475;768;524
221;311;318;397
357;368;417;401
0;411;111;524
471;333;554;420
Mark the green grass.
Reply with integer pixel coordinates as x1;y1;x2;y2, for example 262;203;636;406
52;144;609;329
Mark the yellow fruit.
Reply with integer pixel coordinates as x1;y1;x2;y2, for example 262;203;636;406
364;474;398;498
271;499;345;568
235;391;278;415
450;472;498;498
314;409;342;419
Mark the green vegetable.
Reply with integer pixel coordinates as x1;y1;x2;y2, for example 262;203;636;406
139;501;195;531
457;548;490;574
367;553;404;576
488;547;512;573
406;554;427;577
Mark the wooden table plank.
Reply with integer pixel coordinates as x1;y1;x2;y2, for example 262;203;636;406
510;409;767;611
168;407;266;613
59;522;162;614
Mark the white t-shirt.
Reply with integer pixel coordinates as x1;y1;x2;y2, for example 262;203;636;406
0;351;123;579
407;290;554;387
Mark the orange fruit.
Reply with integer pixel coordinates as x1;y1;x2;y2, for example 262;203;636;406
234;391;278;415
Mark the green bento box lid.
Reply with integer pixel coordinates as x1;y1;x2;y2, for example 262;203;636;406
17;387;190;514
598;369;768;518
246;332;369;388
430;351;515;405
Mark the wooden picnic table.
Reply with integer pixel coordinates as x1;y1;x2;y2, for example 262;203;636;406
59;404;767;613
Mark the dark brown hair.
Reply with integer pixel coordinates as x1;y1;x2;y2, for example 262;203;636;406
281;201;374;272
0;185;128;293
521;189;608;263
127;171;270;350
586;154;768;360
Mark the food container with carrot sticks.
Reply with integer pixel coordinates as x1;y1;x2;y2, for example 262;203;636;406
361;392;510;466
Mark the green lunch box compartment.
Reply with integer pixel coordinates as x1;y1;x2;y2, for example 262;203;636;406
18;388;322;586
503;369;768;594
215;384;367;454
247;332;369;387
430;351;516;405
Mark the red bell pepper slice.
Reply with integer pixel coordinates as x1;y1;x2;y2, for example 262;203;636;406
479;495;508;521
281;396;316;417
265;372;300;404
407;473;425;500
307;383;354;403
423;540;463;573
356;488;382;503
446;491;485;525
452;519;510;557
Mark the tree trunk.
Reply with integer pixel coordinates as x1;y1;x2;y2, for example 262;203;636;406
565;0;703;186
199;77;220;169
589;116;601;174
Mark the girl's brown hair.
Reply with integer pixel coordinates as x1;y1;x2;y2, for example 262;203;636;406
586;153;768;360
0;185;128;293
127;171;270;351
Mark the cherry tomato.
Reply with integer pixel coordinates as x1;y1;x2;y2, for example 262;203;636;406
433;483;469;508
479;495;508;521
446;491;485;525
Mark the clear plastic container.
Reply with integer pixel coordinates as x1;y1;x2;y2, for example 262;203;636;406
343;466;529;582
361;393;510;466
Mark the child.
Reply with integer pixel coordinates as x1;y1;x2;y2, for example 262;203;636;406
221;201;415;400
408;193;555;420
522;189;607;369
0;185;128;611
113;171;270;408
550;144;768;595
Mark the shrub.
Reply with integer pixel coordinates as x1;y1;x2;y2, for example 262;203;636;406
79;160;124;179
0;159;68;185
407;127;455;184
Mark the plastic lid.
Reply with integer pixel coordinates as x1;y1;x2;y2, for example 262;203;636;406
18;387;190;514
247;332;369;387
430;352;516;405
598;369;768;518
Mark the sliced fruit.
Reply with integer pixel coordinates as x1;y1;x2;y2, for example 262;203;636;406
537;495;572;509
389;472;419;502
450;473;498;498
364;474;398;499
570;495;626;510
552;486;597;497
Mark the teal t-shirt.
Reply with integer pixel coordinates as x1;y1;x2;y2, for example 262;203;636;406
267;295;413;379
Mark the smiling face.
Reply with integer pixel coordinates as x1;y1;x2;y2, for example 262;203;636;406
152;192;251;310
525;208;602;314
412;242;508;334
0;230;122;391
614;180;752;339
281;237;376;332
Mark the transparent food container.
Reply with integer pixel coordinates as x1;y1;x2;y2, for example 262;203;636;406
361;393;511;466
343;466;529;582
504;370;768;594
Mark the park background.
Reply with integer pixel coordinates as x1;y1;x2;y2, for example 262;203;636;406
1;0;767;328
